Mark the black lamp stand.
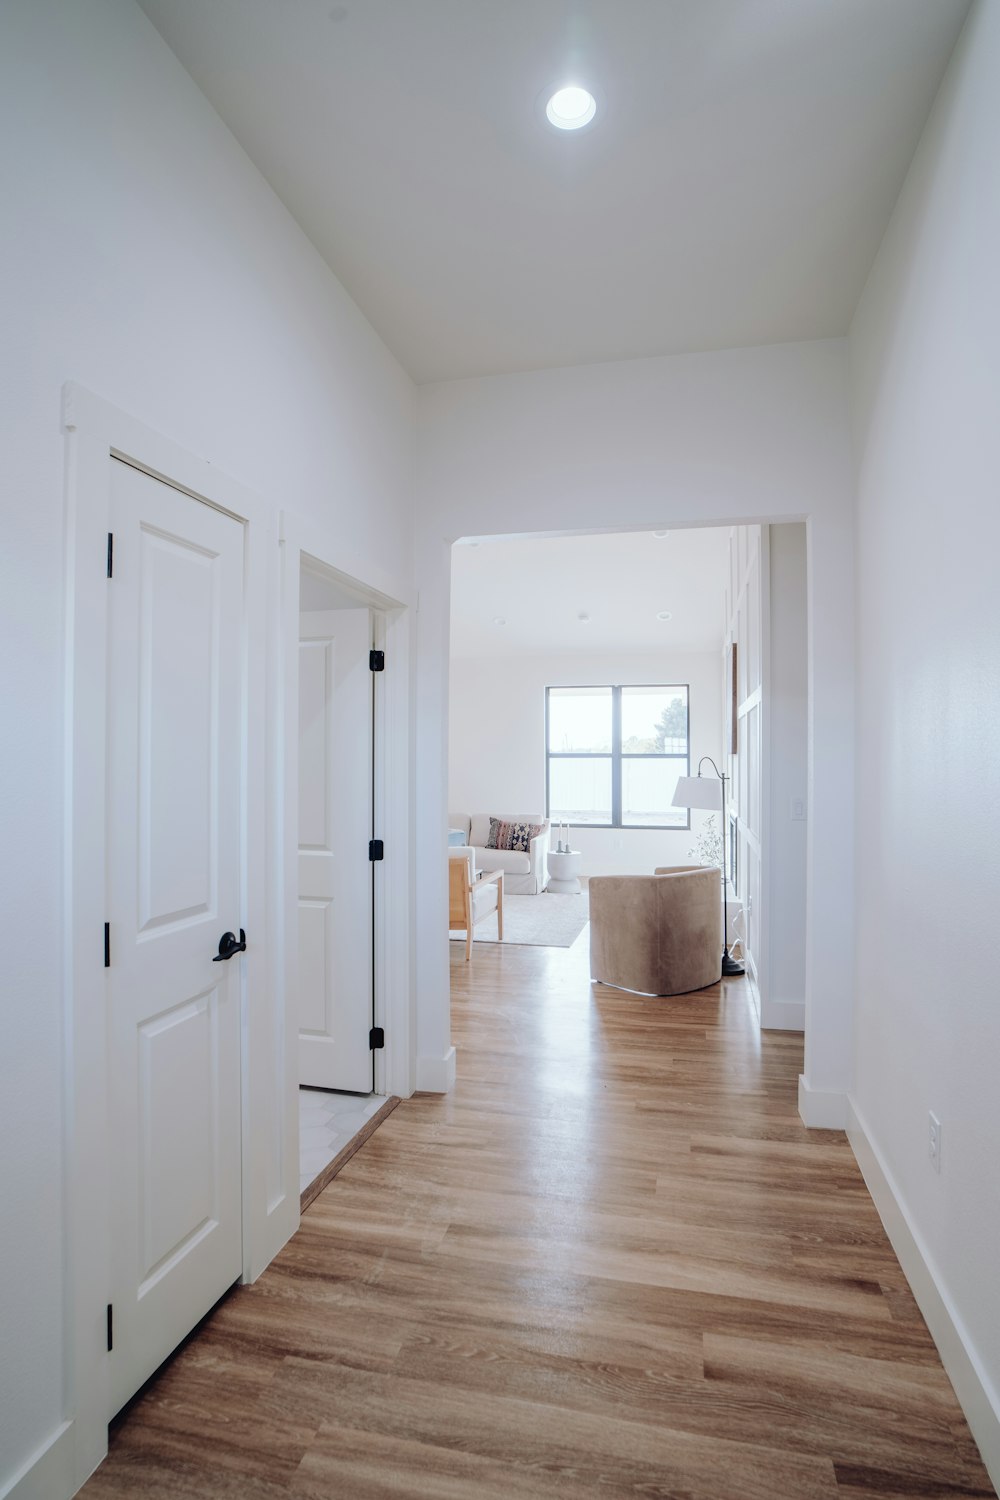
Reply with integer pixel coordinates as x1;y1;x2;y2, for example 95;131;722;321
696;756;745;978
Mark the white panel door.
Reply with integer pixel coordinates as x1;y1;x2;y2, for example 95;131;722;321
298;609;373;1091
107;459;244;1415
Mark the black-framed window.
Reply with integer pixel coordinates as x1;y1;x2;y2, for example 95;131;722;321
545;685;690;830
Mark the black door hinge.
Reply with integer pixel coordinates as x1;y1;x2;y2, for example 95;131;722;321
369;649;384;672
368;839;384;862
107;1303;113;1352
106;533;114;579
369;1027;385;1050
104;922;110;968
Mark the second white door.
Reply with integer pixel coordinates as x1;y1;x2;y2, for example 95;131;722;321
298;608;374;1091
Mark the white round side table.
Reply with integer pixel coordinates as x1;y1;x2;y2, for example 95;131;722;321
546;849;582;894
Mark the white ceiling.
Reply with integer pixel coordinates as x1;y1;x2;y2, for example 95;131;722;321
139;0;969;384
450;526;731;658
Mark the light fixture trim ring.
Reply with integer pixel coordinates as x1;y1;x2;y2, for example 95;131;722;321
544;83;599;132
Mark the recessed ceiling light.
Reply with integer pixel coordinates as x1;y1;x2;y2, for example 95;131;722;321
652;530;669;538
545;86;597;131
656;610;673;621
492;616;506;626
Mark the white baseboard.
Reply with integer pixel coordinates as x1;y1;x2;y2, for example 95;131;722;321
415;1046;456;1093
797;1074;848;1129
847;1099;1000;1492
1;1422;75;1500
760;997;805;1032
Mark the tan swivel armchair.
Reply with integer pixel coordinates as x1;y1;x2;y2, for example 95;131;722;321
449;846;504;961
589;865;721;995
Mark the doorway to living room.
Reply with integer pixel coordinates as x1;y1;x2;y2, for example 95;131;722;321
446;522;808;1036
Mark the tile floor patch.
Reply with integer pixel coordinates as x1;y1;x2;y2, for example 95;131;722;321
299;1088;386;1194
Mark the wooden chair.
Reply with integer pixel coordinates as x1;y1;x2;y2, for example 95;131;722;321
449;847;504;961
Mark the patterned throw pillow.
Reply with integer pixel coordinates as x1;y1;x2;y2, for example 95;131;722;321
486;817;545;852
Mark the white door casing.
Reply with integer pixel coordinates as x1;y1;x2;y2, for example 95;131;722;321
106;458;244;1414
298;609;374;1091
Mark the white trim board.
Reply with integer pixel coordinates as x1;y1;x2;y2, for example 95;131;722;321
289;506;413;615
847;1099;1000;1492
797;1075;848;1129
760;997;805;1032
416;1046;457;1094
0;1423;74;1500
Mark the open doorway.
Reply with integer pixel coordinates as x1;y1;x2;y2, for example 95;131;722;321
296;558;387;1201
446;522;808;1031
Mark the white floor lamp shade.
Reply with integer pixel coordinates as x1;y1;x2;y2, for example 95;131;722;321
671;775;722;813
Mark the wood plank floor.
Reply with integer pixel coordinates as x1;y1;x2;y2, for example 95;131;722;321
81;938;995;1499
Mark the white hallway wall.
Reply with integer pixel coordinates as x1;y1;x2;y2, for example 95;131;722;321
849;0;1000;1478
414;339;856;1108
449;649;722;877
0;0;413;1491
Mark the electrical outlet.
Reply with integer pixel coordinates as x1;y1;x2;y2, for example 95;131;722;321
791;797;806;821
928;1112;942;1173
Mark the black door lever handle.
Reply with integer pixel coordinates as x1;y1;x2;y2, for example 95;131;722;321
213;928;246;961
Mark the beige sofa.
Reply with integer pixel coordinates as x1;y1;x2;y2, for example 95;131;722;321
589;865;722;995
448;813;551;895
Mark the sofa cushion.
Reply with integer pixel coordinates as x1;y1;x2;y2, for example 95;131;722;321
471;882;499;921
473;847;530;874
470;812;545;847
468;813;493;848
486;816;546;852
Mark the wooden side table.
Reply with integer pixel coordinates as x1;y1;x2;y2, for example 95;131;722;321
546;849;582;894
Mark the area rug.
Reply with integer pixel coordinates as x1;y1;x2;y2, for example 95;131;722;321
450;891;590;950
